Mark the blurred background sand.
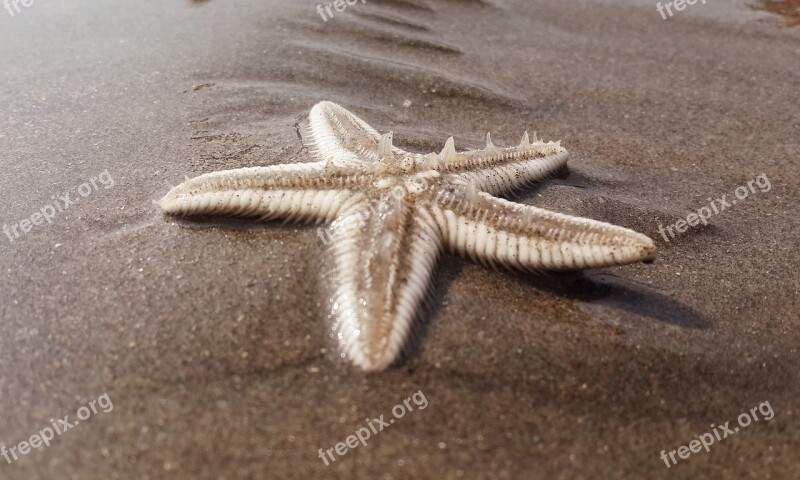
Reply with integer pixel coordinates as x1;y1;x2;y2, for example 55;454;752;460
0;0;798;478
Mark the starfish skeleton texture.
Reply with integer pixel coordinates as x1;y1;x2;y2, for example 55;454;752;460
160;101;657;371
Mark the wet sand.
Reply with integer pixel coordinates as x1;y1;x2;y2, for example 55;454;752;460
0;0;798;478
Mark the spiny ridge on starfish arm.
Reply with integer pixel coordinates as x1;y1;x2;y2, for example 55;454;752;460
160;100;657;372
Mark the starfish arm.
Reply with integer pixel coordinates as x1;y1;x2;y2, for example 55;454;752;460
435;134;569;197
327;194;442;371
307;101;409;166
431;186;656;271
159;163;365;224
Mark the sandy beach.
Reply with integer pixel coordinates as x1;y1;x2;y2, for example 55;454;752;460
0;0;798;478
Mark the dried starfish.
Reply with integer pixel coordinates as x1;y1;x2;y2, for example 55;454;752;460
160;101;656;371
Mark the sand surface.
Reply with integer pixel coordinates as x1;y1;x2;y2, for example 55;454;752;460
0;0;798;478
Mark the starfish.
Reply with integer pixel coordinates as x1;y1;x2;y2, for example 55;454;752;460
160;101;656;372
